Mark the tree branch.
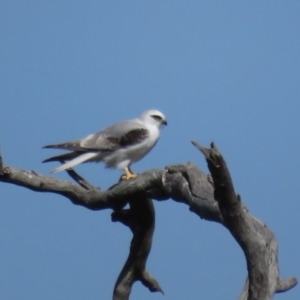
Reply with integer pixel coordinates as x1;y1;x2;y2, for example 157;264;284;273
0;160;219;219
112;197;163;300
276;277;298;293
192;140;298;300
0;142;297;299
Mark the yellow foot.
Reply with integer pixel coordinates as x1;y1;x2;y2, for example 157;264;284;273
121;168;139;180
121;172;138;180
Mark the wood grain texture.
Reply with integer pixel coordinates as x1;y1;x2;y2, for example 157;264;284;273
0;141;297;299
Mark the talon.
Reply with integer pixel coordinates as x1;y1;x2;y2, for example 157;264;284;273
121;167;138;180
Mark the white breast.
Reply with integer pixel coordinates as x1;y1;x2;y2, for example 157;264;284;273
104;124;160;170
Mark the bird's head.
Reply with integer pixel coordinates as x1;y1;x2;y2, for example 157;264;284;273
140;110;167;128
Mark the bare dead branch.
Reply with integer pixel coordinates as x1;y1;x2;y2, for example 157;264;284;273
0;164;109;210
65;167;98;191
192;140;297;300
276;277;298;293
0;159;218;219
112;197;163;300
0;143;297;299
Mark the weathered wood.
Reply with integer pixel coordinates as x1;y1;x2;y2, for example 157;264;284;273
192;141;297;299
112;197;163;300
0;141;297;299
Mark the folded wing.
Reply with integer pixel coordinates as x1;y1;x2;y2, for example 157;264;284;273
43;120;150;172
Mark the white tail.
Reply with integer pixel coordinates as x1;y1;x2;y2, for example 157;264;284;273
51;152;99;173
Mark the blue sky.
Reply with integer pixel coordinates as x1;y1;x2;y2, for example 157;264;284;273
1;1;299;299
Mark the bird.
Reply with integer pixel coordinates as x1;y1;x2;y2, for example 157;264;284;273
42;109;167;180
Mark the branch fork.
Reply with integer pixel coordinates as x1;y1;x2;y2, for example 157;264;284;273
0;141;297;299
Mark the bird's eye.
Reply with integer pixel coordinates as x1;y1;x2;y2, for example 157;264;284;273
151;115;162;122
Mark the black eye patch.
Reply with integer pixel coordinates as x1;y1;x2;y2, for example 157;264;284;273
151;115;162;122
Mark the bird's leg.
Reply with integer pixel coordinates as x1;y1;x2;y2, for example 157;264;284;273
121;167;138;180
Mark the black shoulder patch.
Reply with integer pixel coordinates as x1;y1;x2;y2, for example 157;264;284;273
119;128;149;147
106;128;149;150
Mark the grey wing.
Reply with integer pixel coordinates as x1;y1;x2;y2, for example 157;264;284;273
43;139;86;151
43;119;149;153
81;120;149;151
42;123;134;152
